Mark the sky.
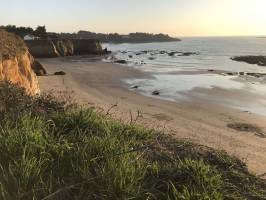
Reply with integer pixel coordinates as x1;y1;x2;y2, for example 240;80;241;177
0;0;266;37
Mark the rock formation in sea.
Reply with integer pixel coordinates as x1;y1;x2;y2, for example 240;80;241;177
26;39;105;58
0;29;40;95
231;56;266;66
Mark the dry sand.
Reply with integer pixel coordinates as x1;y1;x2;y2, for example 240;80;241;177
38;56;266;178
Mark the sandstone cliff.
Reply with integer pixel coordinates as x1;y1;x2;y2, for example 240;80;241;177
0;29;40;95
26;39;104;58
25;40;60;58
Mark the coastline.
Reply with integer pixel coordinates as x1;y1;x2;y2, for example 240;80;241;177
38;56;266;177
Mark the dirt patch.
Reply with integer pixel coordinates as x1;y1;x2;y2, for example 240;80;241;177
152;113;173;121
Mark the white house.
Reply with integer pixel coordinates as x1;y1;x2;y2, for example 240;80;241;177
24;34;38;40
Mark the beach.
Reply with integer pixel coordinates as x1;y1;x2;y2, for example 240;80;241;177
38;56;266;177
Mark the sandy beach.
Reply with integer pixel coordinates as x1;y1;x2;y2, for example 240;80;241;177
38;56;266;178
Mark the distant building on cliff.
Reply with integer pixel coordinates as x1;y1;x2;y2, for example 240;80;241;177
24;34;39;41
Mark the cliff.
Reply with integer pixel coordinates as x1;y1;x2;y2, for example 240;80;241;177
26;39;104;58
0;29;40;95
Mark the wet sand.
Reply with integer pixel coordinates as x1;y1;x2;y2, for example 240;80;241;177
38;57;266;178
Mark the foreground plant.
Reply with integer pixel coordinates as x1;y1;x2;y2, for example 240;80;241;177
0;83;265;200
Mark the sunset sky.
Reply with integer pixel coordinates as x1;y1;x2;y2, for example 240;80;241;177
1;0;266;36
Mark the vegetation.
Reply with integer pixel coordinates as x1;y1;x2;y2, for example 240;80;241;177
0;29;27;59
0;25;180;43
60;31;181;43
0;25;47;39
0;82;265;200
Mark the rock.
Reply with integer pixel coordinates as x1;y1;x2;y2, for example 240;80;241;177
136;52;142;56
131;85;139;89
246;73;266;78
152;90;160;95
26;39;61;58
141;51;149;54
0;29;40;95
239;72;245;76
208;69;215;72
72;39;103;55
32;60;47;76
26;39;107;58
54;39;74;56
168;52;179;56
54;71;66;75
178;52;199;56
227;72;234;76
159;51;167;54
103;48;111;54
231;56;266;66
128;55;133;58
115;60;127;64
148;57;156;60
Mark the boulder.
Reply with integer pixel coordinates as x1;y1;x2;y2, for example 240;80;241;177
32;60;47;76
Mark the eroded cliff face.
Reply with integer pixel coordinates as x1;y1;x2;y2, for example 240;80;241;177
25;40;60;58
0;29;40;95
26;39;104;58
0;51;40;95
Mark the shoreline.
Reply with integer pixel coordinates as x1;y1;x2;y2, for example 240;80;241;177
38;56;266;177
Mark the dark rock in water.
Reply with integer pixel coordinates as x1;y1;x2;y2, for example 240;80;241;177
152;90;160;95
54;71;66;75
131;85;139;89
160;51;167;54
227;72;234;76
168;51;180;56
239;72;245;76
148;57;156;60
208;69;215;72
136;52;142;56
115;60;127;64
128;55;133;58
178;52;199;56
231;56;266;66
121;51;127;54
103;48;111;54
246;73;266;78
141;50;149;54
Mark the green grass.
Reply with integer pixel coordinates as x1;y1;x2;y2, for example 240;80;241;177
0;82;265;200
0;29;27;60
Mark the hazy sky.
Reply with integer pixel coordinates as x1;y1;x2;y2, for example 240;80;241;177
1;0;266;36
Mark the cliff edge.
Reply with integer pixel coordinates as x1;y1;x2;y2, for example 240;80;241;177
26;39;104;58
0;29;40;95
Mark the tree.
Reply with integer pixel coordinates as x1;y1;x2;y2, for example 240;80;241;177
34;26;47;39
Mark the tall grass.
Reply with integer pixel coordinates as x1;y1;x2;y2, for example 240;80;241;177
0;83;265;200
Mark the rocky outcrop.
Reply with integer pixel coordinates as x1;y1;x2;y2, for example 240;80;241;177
0;29;40;95
32;60;47;76
54;39;74;56
72;39;103;55
25;40;60;58
231;56;266;66
26;39;105;58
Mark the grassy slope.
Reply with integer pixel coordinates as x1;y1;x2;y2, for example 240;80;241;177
0;83;265;200
0;29;27;59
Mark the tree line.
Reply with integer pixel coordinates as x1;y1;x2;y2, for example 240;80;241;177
0;25;47;39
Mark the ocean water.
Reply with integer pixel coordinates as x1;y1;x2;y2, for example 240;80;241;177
103;37;266;115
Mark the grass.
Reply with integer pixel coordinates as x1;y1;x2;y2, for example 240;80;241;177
0;29;27;60
0;82;265;200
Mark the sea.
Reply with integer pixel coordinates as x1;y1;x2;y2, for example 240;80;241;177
103;37;266;115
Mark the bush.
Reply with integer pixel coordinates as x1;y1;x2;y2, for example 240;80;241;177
0;82;265;200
